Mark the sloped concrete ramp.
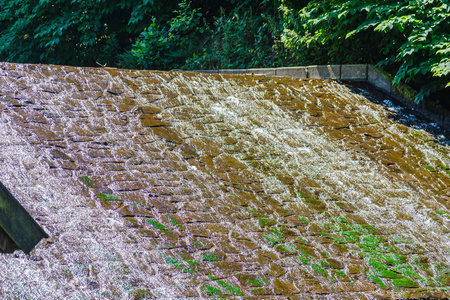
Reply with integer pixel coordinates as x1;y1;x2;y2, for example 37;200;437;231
0;62;449;299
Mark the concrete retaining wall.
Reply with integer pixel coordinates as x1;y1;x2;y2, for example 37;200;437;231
193;64;449;130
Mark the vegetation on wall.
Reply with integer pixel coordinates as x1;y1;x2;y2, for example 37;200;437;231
0;0;448;103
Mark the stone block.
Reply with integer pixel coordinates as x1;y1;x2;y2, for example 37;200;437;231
368;65;391;94
247;68;277;76
341;64;367;80
276;67;308;78
191;70;217;74
218;69;248;74
308;65;340;79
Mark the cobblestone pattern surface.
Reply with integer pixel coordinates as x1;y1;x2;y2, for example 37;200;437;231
0;62;449;299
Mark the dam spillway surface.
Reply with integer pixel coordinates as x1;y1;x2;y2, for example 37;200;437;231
0;62;449;299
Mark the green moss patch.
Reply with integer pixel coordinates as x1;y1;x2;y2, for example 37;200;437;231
436;162;450;176
311;263;327;276
159;253;194;275
79;176;94;187
263;234;281;246
313;216;435;289
425;164;437;173
304;197;324;206
146;218;169;232
203;284;222;295
263;226;285;246
297;256;310;264
381;253;407;266
332;270;348;279
370;275;386;288
248;277;268;287
375;269;404;279
391;264;423;279
318;232;346;244
369;258;388;270
96;193;119;201
166;215;186;230
258;217;277;228
217;280;244;296
267;226;284;239
202;253;221;262
392;277;419;288
359;235;384;252
276;244;297;254
298;217;309;224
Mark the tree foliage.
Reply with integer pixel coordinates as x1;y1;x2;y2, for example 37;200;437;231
0;0;179;66
281;0;450;103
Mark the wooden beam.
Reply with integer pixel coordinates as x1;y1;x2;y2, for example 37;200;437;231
0;181;48;254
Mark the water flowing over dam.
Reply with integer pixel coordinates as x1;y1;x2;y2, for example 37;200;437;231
0;62;449;299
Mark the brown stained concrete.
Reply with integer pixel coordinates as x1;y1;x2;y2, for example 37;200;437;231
0;62;450;299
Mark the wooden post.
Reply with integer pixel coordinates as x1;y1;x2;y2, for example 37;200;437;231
0;181;48;254
0;227;19;253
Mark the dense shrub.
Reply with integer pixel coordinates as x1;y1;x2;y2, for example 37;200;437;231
123;1;204;70
126;0;293;70
184;4;292;70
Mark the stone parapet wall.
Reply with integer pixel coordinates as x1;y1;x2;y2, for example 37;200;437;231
193;64;449;130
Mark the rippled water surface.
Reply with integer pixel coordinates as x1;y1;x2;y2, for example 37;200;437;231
0;62;449;299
